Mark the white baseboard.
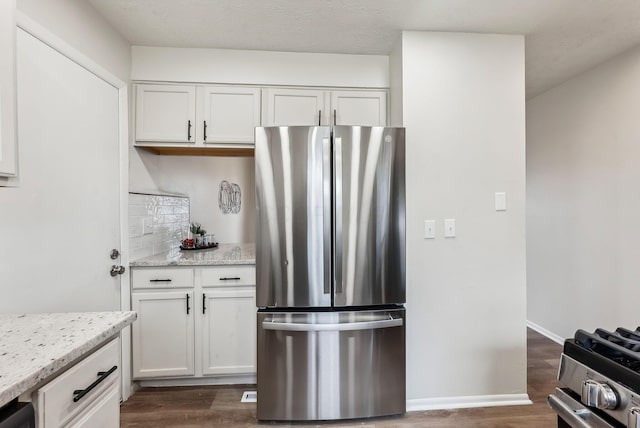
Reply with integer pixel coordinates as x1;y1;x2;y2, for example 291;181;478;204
527;320;565;345
138;374;256;388
406;393;531;412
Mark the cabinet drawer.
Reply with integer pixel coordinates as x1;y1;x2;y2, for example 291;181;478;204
37;340;119;428
201;266;255;287
65;383;119;428
132;268;194;289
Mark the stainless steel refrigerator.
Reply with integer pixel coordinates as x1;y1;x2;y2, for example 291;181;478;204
255;125;406;421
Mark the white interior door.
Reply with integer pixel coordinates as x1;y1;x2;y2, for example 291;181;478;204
0;29;121;312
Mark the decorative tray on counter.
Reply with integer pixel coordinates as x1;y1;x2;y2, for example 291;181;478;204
179;243;219;251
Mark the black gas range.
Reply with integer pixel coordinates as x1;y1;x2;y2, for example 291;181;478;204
549;327;640;427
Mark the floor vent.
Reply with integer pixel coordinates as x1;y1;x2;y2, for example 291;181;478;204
241;391;257;403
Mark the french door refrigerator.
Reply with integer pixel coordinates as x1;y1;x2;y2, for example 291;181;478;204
255;125;406;422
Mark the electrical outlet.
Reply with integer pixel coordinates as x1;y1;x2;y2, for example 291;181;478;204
129;220;142;238
143;217;153;235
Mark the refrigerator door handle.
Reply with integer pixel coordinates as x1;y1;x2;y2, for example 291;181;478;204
333;135;343;295
323;135;332;295
262;318;402;332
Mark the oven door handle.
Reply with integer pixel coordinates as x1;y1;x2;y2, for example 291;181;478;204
262;318;402;332
548;389;613;428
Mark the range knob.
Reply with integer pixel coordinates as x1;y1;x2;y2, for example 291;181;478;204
581;380;619;410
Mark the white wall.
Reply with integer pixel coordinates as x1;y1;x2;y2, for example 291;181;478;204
132;46;389;88
130;153;255;244
527;45;640;339
389;37;403;127
16;0;130;83
402;32;527;407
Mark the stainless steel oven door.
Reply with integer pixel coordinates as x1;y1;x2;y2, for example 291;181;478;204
548;388;615;428
257;309;405;421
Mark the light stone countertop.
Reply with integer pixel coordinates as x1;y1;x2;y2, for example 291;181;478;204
130;243;255;267
0;311;137;408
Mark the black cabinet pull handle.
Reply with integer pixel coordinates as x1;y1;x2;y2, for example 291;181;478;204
186;293;191;314
150;279;172;282
203;120;207;142
318;110;321;126
202;293;206;314
187;120;192;140
333;109;337;126
219;277;240;281
72;365;117;403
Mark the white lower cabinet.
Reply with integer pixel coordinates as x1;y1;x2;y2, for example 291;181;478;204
64;385;119;428
36;340;120;428
202;288;256;375
131;265;256;382
131;291;195;378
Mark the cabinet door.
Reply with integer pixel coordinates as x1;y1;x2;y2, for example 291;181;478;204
0;0;17;176
202;288;256;375
132;291;195;378
135;84;196;143
37;340;119;428
65;384;119;428
201;86;261;144
331;90;387;126
262;88;329;126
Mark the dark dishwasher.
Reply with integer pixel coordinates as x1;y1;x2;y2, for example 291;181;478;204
0;401;35;428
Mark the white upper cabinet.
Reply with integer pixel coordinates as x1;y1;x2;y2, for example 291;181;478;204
331;90;387;126
200;86;261;144
135;84;196;143
262;88;388;127
262;88;329;126
0;0;17;176
134;83;389;153
135;83;261;147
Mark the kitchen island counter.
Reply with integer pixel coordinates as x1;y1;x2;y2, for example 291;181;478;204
0;311;136;407
130;243;255;267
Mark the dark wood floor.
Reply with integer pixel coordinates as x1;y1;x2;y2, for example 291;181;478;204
121;328;561;427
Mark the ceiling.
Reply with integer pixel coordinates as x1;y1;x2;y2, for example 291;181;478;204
88;0;640;99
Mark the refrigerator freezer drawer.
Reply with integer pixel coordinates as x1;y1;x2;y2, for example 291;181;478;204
257;309;406;421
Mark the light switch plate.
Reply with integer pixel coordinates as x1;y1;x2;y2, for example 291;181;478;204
495;192;506;211
424;220;435;239
444;219;456;238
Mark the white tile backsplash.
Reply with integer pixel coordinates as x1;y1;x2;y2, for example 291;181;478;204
129;193;189;260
